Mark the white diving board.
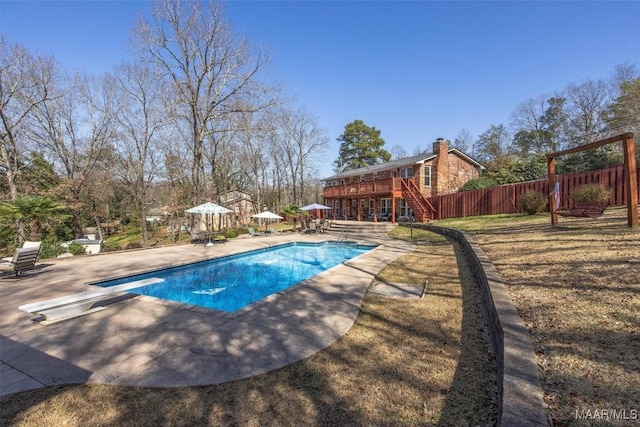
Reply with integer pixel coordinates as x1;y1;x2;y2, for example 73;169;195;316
19;277;164;325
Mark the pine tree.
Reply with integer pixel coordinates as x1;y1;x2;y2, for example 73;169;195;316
334;120;391;172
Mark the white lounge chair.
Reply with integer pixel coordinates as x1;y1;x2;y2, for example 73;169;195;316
0;246;40;276
1;241;41;263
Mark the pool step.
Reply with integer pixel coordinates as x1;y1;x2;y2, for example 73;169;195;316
19;278;164;325
326;221;395;236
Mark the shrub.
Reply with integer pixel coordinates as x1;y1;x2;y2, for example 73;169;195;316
225;228;239;238
102;239;122;252
519;190;548;215
39;241;67;259
67;242;87;256
571;183;611;203
459;176;498;191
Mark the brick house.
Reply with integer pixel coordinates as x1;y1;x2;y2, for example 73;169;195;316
322;139;483;222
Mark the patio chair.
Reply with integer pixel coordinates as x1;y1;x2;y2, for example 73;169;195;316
0;246;40;276
308;220;317;233
1;241;41;263
376;211;391;221
185;226;204;243
248;227;260;237
317;219;326;233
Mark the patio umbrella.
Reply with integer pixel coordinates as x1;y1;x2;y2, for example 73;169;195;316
185;202;232;245
185;202;232;215
300;203;331;211
251;211;283;220
251;211;283;232
300;202;331;219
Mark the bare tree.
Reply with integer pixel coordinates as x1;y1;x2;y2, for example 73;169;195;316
605;64;640;137
510;96;548;155
389;144;407;160
203;110;246;199
29;71;119;237
112;61;167;246
232;109;270;209
161;136;192;237
266;130;291;207
276;107;329;205
0;37;57;200
563;79;609;145
608;63;639;96
133;0;272;204
453;128;473;154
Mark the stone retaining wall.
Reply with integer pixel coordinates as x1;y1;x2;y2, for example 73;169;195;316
425;225;548;427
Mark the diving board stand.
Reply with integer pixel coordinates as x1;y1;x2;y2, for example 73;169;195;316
19;278;164;325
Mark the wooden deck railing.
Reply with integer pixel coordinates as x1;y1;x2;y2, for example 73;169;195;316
323;177;402;197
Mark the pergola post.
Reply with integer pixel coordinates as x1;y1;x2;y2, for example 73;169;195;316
623;134;638;227
547;156;558;225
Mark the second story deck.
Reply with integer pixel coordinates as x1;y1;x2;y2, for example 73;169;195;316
323;177;407;198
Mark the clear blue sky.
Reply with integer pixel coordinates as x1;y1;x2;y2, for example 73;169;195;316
2;1;639;178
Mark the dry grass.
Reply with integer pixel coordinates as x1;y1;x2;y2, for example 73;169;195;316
0;229;499;426
437;207;640;426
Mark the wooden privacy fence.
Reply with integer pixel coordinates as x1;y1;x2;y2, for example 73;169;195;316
427;164;640;220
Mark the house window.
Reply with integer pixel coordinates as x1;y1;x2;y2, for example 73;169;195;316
424;165;432;187
360;175;365;182
400;167;413;178
399;199;413;217
373;172;379;180
380;198;391;213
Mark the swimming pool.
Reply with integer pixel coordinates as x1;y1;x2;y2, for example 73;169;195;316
96;241;375;312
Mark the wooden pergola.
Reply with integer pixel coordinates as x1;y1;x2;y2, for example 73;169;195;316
547;132;638;227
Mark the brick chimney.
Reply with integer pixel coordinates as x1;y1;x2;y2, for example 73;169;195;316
432;138;450;195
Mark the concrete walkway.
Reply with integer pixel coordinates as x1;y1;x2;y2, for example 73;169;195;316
1;225;412;397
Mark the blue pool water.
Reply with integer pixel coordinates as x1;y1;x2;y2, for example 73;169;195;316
96;242;375;312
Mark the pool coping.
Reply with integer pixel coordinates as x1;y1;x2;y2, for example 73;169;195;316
89;240;378;319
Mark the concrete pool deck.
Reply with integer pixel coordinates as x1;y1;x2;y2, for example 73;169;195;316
1;224;413;397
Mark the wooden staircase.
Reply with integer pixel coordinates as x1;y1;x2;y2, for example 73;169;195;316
400;178;435;222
